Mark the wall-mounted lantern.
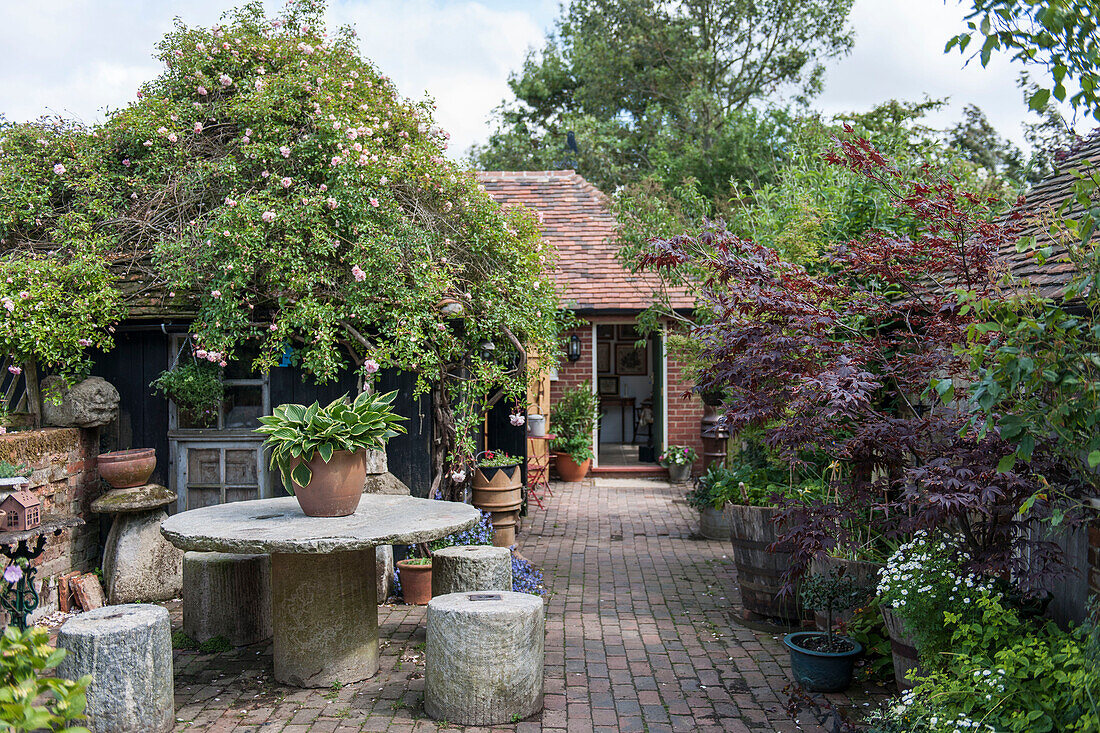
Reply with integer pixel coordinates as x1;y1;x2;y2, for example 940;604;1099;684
567;334;582;362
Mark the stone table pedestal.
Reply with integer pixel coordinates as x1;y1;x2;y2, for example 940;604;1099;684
161;495;479;687
92;484;183;605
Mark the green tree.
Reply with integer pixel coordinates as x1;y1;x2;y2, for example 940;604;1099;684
472;0;855;196
948;0;1100;122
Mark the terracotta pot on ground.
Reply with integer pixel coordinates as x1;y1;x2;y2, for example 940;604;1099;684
397;559;433;605
97;449;157;489
724;502;804;625
287;449;366;517
554;453;590;483
471;464;523;547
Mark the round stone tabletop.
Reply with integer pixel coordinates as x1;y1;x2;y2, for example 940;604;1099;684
160;495;480;555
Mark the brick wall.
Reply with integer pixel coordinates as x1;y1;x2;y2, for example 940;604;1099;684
0;428;102;616
549;325;594;408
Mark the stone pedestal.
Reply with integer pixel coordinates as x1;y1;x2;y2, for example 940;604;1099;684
272;549;377;687
425;591;544;725
362;451;406;599
93;485;182;604
183;552;272;646
376;545;394;600
57;604;174;732
431;545;511;596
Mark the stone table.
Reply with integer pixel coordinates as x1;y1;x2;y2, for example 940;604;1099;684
92;484;183;605
160;495;479;688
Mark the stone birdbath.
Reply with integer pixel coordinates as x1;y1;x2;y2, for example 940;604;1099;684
92;484;183;604
160;494;479;687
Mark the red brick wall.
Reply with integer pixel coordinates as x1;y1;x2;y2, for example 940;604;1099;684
0;428;102;619
666;353;705;474
549;325;594;410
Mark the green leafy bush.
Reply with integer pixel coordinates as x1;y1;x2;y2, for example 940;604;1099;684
0;626;89;732
686;458;824;510
256;391;406;491
549;382;599;463
150;361;224;426
0;462;28;479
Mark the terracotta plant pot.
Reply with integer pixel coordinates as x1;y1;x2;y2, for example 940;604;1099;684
554;453;590;482
472;464;523;547
287;449;366;517
97;449;157;489
397;559;433;605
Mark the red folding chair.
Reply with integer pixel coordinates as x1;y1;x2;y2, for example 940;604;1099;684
526;452;550;509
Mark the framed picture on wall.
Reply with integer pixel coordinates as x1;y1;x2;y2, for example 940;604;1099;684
596;324;615;340
596;342;611;373
597;376;620;396
615;343;647;375
617;324;641;341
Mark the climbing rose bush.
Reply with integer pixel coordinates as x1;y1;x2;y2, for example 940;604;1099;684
0;0;565;485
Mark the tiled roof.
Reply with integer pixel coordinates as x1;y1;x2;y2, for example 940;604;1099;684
1001;134;1100;298
476;170;693;313
1;490;39;508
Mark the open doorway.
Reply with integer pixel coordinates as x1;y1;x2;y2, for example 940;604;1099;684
593;323;663;468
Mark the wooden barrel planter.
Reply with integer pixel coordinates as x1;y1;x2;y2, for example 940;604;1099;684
880;604;923;691
724;502;802;625
472;464;523;547
699;505;729;541
809;555;883;630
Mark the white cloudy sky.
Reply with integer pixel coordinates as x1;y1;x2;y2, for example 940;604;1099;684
0;0;1082;159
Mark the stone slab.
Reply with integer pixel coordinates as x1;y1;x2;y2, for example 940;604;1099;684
431;545;511;596
91;485;177;514
160;495;479;555
57;604;174;732
102;509;184;604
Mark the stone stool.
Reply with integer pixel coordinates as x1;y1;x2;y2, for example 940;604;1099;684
57;604;174;733
425;591;544;725
92;484;183;604
183;552;272;646
431;545;512;596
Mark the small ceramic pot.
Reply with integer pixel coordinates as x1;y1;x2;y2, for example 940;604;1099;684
98;449;157;489
397;560;433;605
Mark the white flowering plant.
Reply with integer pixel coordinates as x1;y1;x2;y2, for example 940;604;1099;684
877;531;996;661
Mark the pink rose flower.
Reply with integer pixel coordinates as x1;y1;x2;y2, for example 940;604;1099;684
197;86;208;96
261;210;276;222
319;184;328;192
196;349;208;359
279;145;291;158
53;163;65;175
369;197;379;207
281;177;292;188
331;156;342;167
211;290;221;298
168;133;178;143
78;338;92;346
351;265;366;282
7;366;21;375
219;73;232;87
193;122;203;133
122;158;131;167
269;323;278;331
364;358;379;374
509;413;526;427
326;197;338;210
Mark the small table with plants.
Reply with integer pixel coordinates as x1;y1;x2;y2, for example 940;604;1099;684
161;494;478;688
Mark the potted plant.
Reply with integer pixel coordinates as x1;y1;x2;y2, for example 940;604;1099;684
783;570;866;692
549;382;598;482
396;552;433;605
659;445;697;483
686;463;731;540
0;461;29;490
97;448;157;489
256;391;406;517
151;361;224;428
471;451;523;546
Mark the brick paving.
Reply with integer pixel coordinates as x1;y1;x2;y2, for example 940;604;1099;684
168;478;886;732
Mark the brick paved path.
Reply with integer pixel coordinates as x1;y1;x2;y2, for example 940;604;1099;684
170;478;884;732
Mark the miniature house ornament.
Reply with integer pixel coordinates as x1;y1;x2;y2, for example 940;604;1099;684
1;490;41;531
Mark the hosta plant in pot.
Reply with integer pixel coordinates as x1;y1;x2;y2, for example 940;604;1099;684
256;391;406;517
660;445;697;483
783;570;867;692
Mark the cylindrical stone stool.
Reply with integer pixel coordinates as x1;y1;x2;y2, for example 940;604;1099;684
183;551;272;646
431;545;512;597
57;604;174;733
425;591;544;725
